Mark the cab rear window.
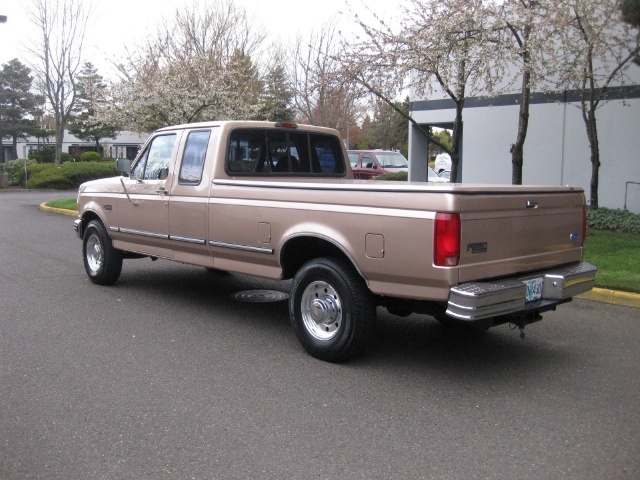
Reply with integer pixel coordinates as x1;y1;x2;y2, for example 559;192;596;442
226;128;346;176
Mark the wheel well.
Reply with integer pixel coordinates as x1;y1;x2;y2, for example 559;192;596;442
280;236;358;280
80;211;102;237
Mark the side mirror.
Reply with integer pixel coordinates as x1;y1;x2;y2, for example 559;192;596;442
116;158;132;176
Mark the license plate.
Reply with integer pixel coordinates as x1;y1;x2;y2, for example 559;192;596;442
523;277;543;302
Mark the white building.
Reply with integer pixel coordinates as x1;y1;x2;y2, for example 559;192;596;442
0;130;148;163
408;82;640;214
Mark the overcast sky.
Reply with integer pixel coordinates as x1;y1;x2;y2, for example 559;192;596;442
0;0;396;76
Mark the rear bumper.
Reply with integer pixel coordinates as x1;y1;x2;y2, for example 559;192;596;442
446;262;597;321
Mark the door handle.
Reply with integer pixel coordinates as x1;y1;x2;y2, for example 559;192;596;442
156;188;169;196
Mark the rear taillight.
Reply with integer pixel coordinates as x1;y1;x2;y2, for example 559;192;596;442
434;213;460;267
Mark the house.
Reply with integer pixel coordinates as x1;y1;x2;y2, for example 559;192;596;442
0;129;149;163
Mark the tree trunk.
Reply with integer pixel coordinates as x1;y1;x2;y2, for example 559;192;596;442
584;109;600;208
450;101;464;183
511;67;531;185
55;118;65;165
11;135;18;160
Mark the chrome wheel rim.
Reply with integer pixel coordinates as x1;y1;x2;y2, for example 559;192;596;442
301;281;343;341
86;233;104;274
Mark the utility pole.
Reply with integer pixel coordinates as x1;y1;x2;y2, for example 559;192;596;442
0;15;6;164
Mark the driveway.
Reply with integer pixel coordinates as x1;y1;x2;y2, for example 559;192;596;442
1;189;639;479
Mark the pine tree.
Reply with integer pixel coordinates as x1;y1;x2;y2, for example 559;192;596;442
68;62;119;152
0;59;44;160
261;62;295;122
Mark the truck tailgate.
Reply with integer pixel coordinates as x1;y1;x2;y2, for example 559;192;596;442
457;191;585;283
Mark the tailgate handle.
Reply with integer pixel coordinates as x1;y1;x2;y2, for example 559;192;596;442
526;200;538;209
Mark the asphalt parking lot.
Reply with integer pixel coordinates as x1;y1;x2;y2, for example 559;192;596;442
1;189;639;480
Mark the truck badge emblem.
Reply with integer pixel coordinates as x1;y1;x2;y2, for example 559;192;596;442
467;242;488;254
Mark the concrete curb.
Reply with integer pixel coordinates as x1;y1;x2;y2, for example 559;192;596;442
39;203;640;309
578;288;640;309
39;202;79;217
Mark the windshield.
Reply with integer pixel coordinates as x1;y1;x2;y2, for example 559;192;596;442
376;152;408;168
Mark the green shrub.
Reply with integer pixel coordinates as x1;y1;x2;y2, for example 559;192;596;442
587;207;640;234
2;158;37;185
22;161;118;189
27;145;56;163
26;164;74;189
80;151;101;162
61;152;73;163
60;161;117;185
372;171;408;181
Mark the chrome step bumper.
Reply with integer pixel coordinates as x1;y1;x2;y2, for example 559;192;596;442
446;262;597;321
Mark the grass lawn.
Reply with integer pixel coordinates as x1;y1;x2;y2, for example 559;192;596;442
584;229;640;293
44;198;639;293
46;198;78;211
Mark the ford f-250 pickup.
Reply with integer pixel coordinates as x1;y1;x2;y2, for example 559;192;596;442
74;121;597;362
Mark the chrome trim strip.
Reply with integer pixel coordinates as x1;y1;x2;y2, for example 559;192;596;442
209;197;437;220
208;240;273;255
118;227;169;240
109;226;118;232
213;178;452;195
212;178;581;196
170;235;206;245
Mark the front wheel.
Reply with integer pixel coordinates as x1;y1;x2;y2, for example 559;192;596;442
289;257;375;362
83;220;123;285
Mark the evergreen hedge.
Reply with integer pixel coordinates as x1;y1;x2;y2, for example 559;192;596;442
372;171;409;181
3;160;118;189
80;151;102;162
587;207;640;235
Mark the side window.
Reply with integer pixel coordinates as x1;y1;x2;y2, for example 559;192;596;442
348;152;360;167
362;154;375;169
131;134;177;180
179;130;210;185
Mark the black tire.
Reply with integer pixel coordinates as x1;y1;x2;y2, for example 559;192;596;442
289;257;376;362
82;219;123;285
205;267;229;275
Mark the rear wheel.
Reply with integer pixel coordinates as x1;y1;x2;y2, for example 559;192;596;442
83;220;123;285
290;257;375;362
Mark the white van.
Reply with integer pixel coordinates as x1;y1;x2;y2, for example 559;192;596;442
434;153;451;174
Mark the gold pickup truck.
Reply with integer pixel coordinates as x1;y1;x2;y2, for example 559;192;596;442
74;121;597;361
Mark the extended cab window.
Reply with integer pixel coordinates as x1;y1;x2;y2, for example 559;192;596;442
131;134;177;180
226;128;345;176
179;130;211;185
